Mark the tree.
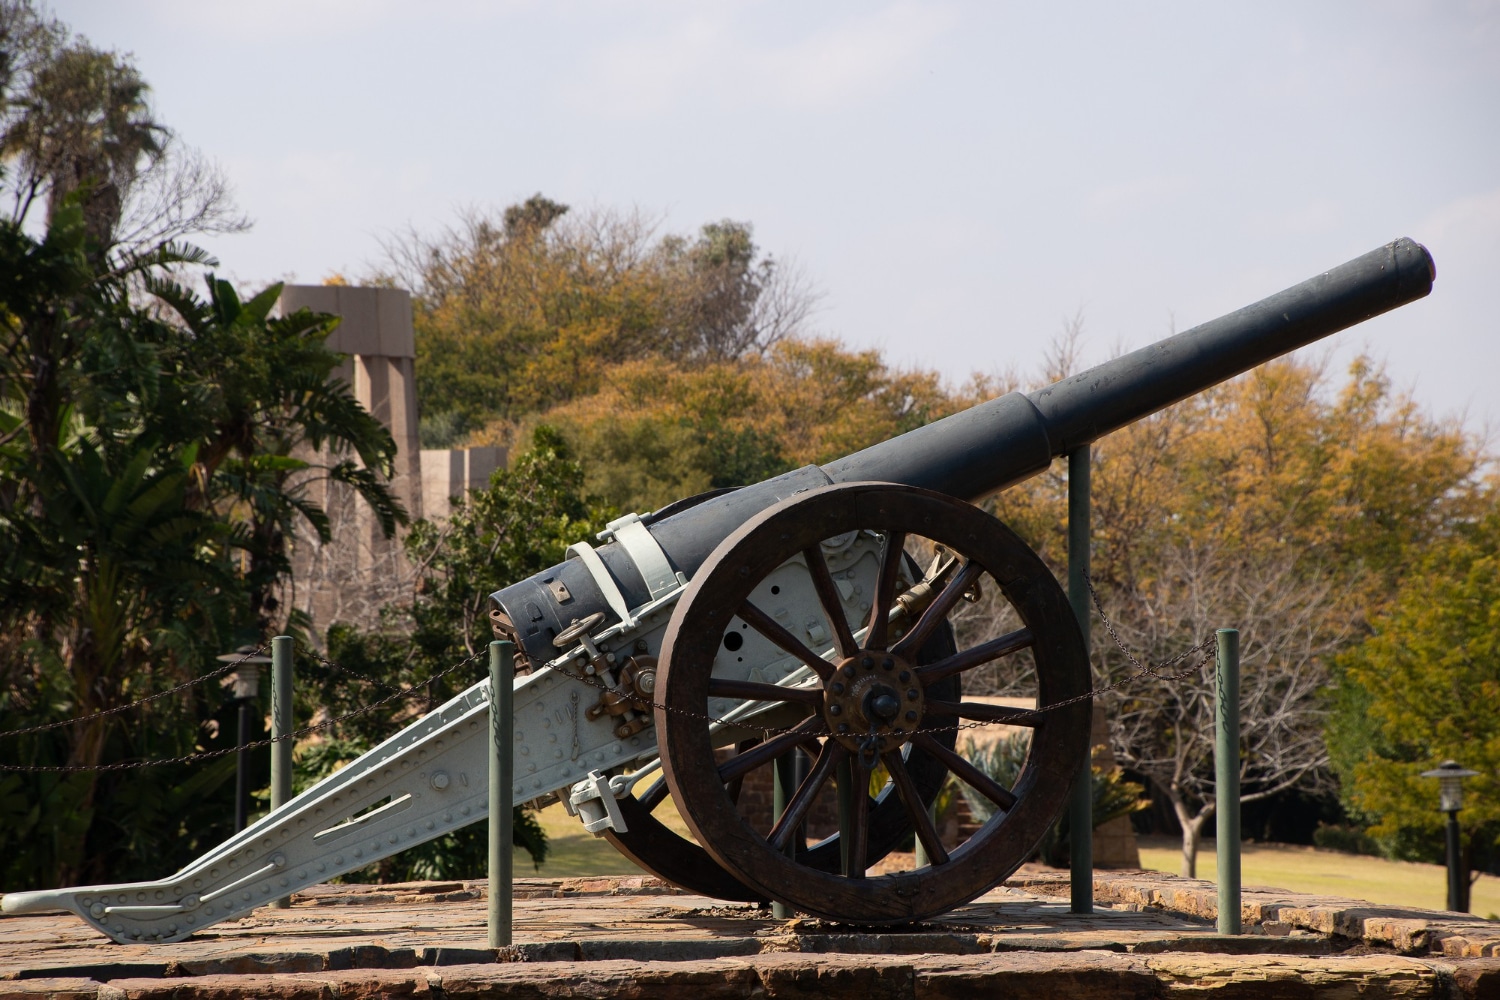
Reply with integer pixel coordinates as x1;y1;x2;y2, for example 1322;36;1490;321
0;4;247;263
0;216;404;886
377;198;820;445
144;274;406;637
1333;510;1500;885
484;337;954;513
659;219;820;361
987;355;1484;875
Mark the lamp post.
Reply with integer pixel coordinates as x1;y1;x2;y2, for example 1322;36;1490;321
1419;760;1479;912
217;647;272;833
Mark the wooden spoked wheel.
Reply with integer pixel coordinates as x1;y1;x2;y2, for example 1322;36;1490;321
603;613;962;902
655;482;1090;924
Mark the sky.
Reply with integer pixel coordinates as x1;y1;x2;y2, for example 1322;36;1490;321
55;1;1500;435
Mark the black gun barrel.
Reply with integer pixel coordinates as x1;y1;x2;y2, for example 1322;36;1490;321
494;238;1434;663
821;236;1434;500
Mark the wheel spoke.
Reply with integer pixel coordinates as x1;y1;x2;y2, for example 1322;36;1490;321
708;676;823;706
864;531;907;651
882;750;949;865
717;718;827;784
844;756;870;878
737;600;835;681
916;627;1034;685
803;546;860;661
638;776;669;811
893;560;984;659
769;741;845;852
923;699;1041;728
725;739;759;804
911;732;1018;812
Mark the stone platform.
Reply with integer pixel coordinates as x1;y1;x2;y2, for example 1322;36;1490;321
3;871;1498;998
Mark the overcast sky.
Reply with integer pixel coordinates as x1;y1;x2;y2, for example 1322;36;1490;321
56;1;1500;434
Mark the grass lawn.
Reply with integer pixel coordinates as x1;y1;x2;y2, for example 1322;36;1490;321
1138;835;1500;919
514;800;691;879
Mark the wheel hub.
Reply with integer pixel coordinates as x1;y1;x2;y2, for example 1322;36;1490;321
823;651;925;755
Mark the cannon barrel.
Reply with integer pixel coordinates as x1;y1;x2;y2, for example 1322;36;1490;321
494;238;1434;665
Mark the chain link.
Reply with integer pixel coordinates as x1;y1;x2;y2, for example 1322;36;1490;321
308;653;401;693
0;650;486;773
549;574;1217;741
0;577;1215;773
0;645;271;740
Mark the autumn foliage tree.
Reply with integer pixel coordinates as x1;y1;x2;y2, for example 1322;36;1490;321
499;337;954;512
381;197;819;447
990;355;1484;875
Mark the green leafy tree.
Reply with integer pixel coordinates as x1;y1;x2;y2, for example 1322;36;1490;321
1334;510;1500;886
143;274;406;636
0;219;408;887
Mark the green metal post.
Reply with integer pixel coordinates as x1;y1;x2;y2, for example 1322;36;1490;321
488;641;514;947
1215;628;1242;934
270;635;294;908
1067;445;1093;914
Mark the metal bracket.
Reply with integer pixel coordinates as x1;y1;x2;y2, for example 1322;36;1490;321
599;513;681;601
565;541;637;629
567;513;689;635
569;770;629;835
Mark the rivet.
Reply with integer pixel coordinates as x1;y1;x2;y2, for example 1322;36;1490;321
906;711;918;722
882;658;894;670
829;704;842;715
842;665;855;677
837;723;850;733
861;656;873;669
908;689;920;700
831;682;845;694
898;671;911;683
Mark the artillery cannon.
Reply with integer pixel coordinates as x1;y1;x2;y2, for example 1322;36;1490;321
3;238;1435;941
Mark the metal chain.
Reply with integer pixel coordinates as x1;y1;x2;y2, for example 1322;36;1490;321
549;575;1217;739
0;645;271;740
1085;573;1218;681
0;577;1212;771
307;652;401;693
0;650;485;773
